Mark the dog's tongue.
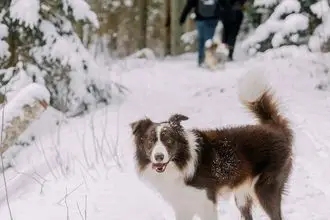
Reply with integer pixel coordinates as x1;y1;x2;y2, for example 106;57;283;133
152;163;167;173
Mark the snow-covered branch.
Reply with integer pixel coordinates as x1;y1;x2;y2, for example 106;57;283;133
0;83;50;156
242;0;309;55
309;0;330;52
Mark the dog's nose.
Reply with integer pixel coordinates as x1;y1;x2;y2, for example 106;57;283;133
154;153;164;162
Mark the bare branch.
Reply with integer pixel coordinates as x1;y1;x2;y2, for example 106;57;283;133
64;188;70;220
56;183;83;205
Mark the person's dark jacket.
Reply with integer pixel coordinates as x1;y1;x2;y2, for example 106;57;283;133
179;0;247;24
179;0;222;24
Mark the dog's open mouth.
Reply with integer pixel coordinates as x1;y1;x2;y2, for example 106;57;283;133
152;163;168;173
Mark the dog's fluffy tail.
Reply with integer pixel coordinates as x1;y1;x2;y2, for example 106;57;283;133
238;69;292;140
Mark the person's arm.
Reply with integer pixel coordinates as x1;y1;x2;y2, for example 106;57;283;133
179;0;195;25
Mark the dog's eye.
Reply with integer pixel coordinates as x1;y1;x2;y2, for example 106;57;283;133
166;139;173;145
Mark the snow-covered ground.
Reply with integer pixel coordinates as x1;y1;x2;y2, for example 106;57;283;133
1;46;330;220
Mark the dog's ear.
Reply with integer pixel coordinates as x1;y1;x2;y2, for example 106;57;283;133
130;118;153;136
168;114;189;126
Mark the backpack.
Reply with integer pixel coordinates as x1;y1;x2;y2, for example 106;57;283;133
197;0;219;18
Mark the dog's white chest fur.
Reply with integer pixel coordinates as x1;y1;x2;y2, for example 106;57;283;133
140;163;217;220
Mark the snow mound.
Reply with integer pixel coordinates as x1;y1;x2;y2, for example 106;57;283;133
129;48;156;60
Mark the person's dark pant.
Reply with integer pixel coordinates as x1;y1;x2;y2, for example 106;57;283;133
196;19;218;66
222;9;244;60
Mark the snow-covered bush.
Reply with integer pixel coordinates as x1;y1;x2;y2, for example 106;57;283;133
309;0;330;52
0;0;126;116
242;0;321;55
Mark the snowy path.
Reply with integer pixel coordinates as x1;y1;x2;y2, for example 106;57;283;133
1;47;330;219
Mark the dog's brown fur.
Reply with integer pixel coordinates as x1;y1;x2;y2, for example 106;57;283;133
131;88;293;220
205;43;218;70
187;92;292;219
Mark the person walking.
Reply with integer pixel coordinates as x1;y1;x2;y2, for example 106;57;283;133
179;0;221;67
221;0;247;61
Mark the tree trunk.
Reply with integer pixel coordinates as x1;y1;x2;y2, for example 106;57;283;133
139;0;148;49
165;0;171;55
170;0;185;55
170;0;180;55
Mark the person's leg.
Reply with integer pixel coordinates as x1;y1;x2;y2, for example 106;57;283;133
227;10;244;61
221;12;230;45
204;19;218;43
196;20;205;66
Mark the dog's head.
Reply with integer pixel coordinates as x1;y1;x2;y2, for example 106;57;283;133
130;114;191;173
205;39;218;55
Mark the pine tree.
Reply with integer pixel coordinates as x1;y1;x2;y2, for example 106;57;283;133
0;0;126;116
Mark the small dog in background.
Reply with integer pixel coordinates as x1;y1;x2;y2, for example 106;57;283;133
204;39;229;70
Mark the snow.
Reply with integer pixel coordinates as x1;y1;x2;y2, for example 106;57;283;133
129;48;156;60
0;23;9;59
310;0;330;19
0;40;9;59
28;18;122;113
309;0;330;52
242;0;309;53
181;30;198;45
0;83;50;128
62;0;99;28
124;0;133;7
272;14;309;47
0;46;330;219
0;24;7;38
9;0;40;29
0;65;35;101
254;0;278;8
1;0;121;117
269;0;301;20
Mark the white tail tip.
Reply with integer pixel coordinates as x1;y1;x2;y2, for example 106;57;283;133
238;68;270;103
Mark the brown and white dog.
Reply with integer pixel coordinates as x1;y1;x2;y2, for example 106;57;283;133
130;71;293;220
